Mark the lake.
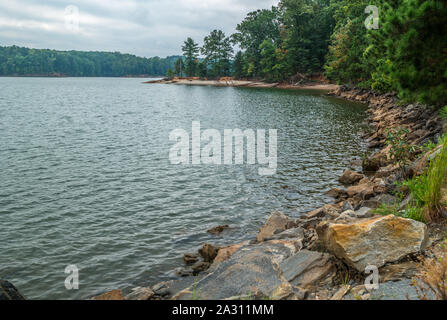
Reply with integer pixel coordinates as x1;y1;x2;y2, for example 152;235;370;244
0;77;367;299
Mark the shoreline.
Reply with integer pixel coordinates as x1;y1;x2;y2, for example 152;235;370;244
144;78;339;91
127;86;446;301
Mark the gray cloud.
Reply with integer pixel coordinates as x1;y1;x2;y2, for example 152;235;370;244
0;0;278;57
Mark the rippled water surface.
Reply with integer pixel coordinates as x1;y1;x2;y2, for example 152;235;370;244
0;77;367;299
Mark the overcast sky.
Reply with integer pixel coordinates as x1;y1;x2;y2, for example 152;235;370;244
0;0;279;57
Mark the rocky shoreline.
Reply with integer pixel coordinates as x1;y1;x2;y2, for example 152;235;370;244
103;86;445;301
2;86;446;301
138;86;445;301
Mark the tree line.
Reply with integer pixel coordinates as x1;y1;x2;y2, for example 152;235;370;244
175;0;446;106
0;45;181;77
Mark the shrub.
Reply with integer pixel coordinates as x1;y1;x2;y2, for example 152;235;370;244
386;127;419;170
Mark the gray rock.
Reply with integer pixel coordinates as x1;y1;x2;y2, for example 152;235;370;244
125;287;155;300
172;240;299;300
265;227;304;241
342;201;354;213
347;280;434;300
0;280;25;300
280;250;337;289
354;207;373;218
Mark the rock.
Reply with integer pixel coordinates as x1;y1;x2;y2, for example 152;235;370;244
0;280;26;300
346;181;376;200
92;289;125;300
305;207;326;219
345;280;434;300
408;145;442;177
353;207;373;219
192;261;211;275
341;201;354;213
207;225;230;235
151;282;171;297
330;285;351;300
280;250;337;289
334;211;356;223
175;267;194;277
199;243;219;263
362;194;397;209
339;170;364;185
125;287;155;300
326;188;348;199
317;215;429;272
257;211;290;242
363;154;382;173
379;261;419;282
183;253;199;265
173;240;299;300
213;243;246;265
265;227;305;242
374;164;398;178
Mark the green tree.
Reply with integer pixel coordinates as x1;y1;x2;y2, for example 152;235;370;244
201;30;234;78
280;0;335;76
182;37;200;77
232;8;281;77
174;58;184;77
232;51;246;79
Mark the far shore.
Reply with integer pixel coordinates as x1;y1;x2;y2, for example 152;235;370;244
144;78;339;91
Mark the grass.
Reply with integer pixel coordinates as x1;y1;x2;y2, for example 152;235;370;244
403;135;447;223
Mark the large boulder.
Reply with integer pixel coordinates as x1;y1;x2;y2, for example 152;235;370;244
339;170;364;185
172;240;300;300
0;280;25;300
257;211;291;242
317;215;429;272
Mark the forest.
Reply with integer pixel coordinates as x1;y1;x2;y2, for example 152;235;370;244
0;45;180;77
176;0;447;106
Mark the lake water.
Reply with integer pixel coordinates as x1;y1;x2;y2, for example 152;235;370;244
0;77;367;299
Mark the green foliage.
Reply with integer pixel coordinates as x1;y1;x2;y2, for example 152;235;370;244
0;45;180;77
403;136;447;222
201;30;234;78
182;38;200;77
174;58;184;77
386;127;419;169
232;51;246;79
232;7;281;78
280;0;335;76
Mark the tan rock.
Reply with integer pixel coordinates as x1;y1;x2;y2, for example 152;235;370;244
317;215;429;272
92;289;125;300
257;211;290;242
346;182;375;199
199;243;219;263
339;170;364;185
213;243;245;264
